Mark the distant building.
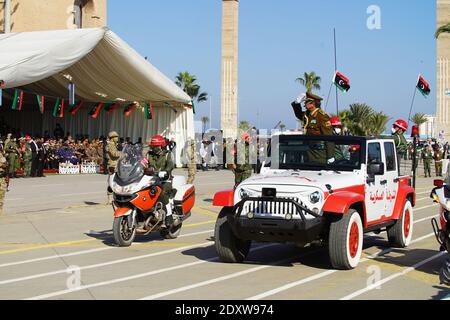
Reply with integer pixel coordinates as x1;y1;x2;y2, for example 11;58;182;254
419;115;437;138
1;0;106;32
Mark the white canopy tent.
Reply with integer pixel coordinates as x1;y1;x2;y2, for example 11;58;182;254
0;27;194;166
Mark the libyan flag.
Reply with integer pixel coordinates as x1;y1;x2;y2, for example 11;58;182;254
333;71;351;92
124;103;136;117
12;89;24;110
89;102;103;119
53;97;65;118
36;95;44;114
417;75;431;97
104;103;121;114
144;103;154;120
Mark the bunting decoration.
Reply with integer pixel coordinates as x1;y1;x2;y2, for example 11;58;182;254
144;103;154;120
104;103;121;114
11;89;24;111
124;103;136;117
68;101;83;115
53;97;65;118
36;95;45;114
89;102;103;119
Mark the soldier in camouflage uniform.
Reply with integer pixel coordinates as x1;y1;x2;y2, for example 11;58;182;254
23;136;33;178
4;135;20;178
106;131;121;204
434;144;444;177
421;144;433;178
186;138;197;184
233;133;253;188
0;149;8;215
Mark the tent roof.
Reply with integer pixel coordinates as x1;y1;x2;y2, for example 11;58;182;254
0;27;191;106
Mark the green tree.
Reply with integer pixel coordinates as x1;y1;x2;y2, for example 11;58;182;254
239;121;251;132
411;113;428;127
201;116;210;134
175;71;208;103
367;112;390;136
296;72;321;93
346;103;374;136
436;22;450;38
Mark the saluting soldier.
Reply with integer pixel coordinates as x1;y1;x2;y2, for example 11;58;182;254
106;131;121;204
421;144;433;178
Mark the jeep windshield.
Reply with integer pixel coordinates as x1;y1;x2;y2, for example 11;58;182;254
271;135;364;172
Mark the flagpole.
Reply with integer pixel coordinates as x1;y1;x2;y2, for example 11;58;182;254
325;82;333;112
334;28;339;115
407;86;417;127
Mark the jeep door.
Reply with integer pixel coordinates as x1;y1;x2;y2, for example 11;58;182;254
365;142;386;222
383;141;399;217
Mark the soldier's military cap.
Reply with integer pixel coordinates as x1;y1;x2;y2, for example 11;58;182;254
305;92;323;103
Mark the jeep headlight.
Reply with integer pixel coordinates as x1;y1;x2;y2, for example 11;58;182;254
239;188;251;200
309;191;322;204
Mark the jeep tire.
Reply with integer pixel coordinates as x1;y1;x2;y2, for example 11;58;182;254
214;207;251;263
329;210;363;270
387;200;413;248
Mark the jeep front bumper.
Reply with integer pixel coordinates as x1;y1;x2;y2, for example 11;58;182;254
228;197;326;244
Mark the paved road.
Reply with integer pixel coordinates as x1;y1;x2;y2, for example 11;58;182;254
0;170;449;300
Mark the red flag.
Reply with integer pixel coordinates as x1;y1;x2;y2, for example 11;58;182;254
89;102;103;119
124;103;136;117
105;103;121;114
69;101;83;116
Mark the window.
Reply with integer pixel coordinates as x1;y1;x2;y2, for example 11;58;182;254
367;143;382;164
384;142;397;172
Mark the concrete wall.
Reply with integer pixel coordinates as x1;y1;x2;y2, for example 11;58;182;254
0;0;106;32
437;0;450;141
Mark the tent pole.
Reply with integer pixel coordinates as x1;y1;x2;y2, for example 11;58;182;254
4;0;11;33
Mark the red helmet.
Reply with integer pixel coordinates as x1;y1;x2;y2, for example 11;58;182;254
149;135;167;147
393;119;408;132
330;116;342;127
241;133;250;141
25;135;31;142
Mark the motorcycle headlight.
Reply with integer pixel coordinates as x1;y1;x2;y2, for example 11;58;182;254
309;191;322;204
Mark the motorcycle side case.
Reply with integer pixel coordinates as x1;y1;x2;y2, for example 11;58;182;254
174;185;195;215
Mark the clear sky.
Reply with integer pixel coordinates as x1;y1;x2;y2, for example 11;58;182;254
108;0;436;132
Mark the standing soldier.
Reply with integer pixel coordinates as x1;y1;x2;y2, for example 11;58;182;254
234;133;253;188
422;144;433;178
0;148;7;215
4;135;19;178
23;136;33;178
186;138;197;184
106;131;121;204
434;144;444;177
391;120;408;159
291;92;333;136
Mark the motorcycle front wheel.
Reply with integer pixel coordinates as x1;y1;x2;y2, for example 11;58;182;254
113;216;136;247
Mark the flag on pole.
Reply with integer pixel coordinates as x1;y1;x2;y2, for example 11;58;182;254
11;89;24;110
333;71;351;92
53;97;64;118
144;103;154;120
104;103;121;114
417;75;431;97
69;101;83;115
89;102;103;119
36;95;44;114
124;103;136;117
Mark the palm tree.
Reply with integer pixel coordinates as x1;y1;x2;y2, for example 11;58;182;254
346;103;374;136
436;22;450;38
239;121;251;132
175;71;209;103
201;116;210;134
296;72;321;93
411;112;428;127
367;112;390;136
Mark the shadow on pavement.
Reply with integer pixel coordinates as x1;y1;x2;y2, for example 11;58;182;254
84;229;178;247
431;286;450;300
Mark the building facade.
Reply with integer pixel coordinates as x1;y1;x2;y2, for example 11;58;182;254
437;0;450;141
221;0;239;139
0;0;106;32
419;115;437;139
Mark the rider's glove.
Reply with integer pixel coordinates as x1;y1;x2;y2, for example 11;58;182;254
327;157;336;164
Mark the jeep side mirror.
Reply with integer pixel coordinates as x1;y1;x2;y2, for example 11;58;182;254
367;162;384;176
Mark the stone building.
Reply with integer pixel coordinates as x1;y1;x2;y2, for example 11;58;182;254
0;0;106;32
437;0;450;141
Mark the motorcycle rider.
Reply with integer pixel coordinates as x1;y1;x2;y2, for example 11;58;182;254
146;135;175;226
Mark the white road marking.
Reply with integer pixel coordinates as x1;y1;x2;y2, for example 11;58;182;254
0;229;213;269
340;251;446;300
246;232;436;300
25;244;276;300
59;192;105;197
414;214;439;224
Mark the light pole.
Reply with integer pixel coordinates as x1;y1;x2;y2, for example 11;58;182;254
4;0;11;33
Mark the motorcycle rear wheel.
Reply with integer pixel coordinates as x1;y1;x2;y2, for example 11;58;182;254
113;216;136;247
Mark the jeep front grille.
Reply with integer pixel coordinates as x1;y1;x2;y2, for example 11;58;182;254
242;197;308;219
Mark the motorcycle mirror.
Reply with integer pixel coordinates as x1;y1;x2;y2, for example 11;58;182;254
434;179;444;188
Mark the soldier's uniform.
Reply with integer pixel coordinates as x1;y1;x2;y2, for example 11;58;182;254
435;149;444;177
147;149;174;207
422;147;433;178
392;131;408;158
234;139;252;188
0;150;8;215
106;131;121;204
186;139;197;184
23;142;32;177
4;138;19;178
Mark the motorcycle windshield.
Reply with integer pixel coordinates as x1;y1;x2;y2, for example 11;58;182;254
116;144;144;185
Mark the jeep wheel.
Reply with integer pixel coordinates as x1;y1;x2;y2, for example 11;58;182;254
387;200;413;248
328;210;363;270
214;207;251;263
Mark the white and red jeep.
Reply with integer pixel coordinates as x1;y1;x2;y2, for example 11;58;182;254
213;134;416;270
